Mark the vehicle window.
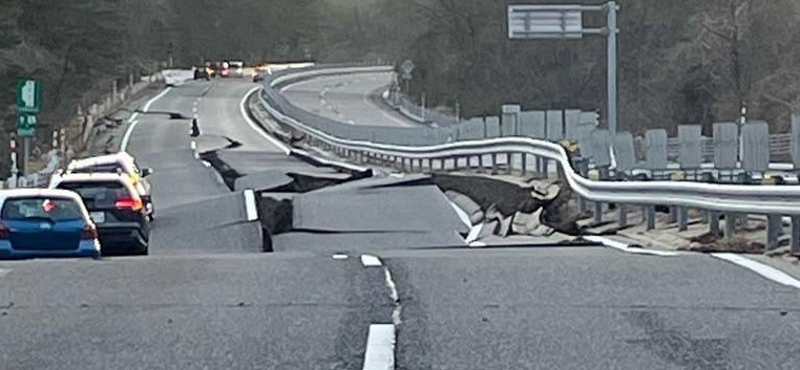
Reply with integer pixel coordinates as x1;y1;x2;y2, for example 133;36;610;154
1;197;85;221
56;181;131;208
71;163;123;174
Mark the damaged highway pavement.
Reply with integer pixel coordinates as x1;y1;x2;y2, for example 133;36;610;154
253;169;593;253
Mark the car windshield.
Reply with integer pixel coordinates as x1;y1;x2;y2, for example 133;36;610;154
1;197;84;222
56;181;129;209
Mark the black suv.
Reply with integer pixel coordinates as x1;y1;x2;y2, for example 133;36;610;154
50;173;151;256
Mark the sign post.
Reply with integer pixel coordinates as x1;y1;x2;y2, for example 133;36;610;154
16;78;41;176
400;59;415;93
508;2;620;135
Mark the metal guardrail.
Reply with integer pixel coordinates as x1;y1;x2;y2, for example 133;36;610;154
259;92;800;214
252;66;800;253
274;68;799;175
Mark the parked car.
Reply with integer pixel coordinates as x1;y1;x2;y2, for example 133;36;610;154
0;189;100;259
50;173;151;256
53;152;155;220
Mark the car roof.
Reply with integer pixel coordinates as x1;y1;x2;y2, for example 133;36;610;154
0;188;84;202
68;152;134;169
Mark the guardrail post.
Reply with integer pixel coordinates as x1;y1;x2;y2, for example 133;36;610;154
724;213;736;240
708;211;720;236
767;214;782;250
677;207;688;232
506;153;513;174
521;153;527;175
667;207;677;224
491;153;498;174
9;137;18;189
590;167;609;224
792;216;800;256
618;204;627;228
645;206;655;230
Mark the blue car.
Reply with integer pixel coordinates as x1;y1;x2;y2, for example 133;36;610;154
0;189;101;259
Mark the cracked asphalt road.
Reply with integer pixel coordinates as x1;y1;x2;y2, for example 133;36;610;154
2;75;800;370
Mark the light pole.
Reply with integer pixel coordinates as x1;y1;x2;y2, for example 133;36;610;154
507;1;620;135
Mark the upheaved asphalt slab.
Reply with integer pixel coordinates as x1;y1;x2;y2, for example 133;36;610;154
293;185;468;234
380;247;800;370
217;150;343;181
281;72;418;127
0;254;393;370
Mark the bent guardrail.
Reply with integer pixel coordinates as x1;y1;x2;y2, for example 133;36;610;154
264;65;800;177
252;66;800;254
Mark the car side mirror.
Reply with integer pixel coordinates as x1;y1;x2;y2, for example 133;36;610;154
141;168;153;177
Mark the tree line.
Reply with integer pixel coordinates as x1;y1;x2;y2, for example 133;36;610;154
2;0;799;176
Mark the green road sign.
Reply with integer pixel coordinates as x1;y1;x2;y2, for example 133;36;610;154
16;79;41;113
17;112;38;137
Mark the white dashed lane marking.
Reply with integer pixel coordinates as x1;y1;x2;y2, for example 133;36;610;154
362;324;396;370
360;255;382;267
243;189;258;222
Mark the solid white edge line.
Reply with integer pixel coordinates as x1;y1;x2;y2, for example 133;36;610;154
291;148;370;173
243;189;258;222
465;224;484;244
360;254;382;267
120;87;172;151
583;235;682;257
120;120;139;152
239;86;292;155
445;199;472;229
711;253;800;289
362;324;395;370
126;112;139;124
384;267;402;325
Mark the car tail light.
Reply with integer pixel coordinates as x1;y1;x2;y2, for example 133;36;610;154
115;196;143;211
81;224;98;240
0;222;9;239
